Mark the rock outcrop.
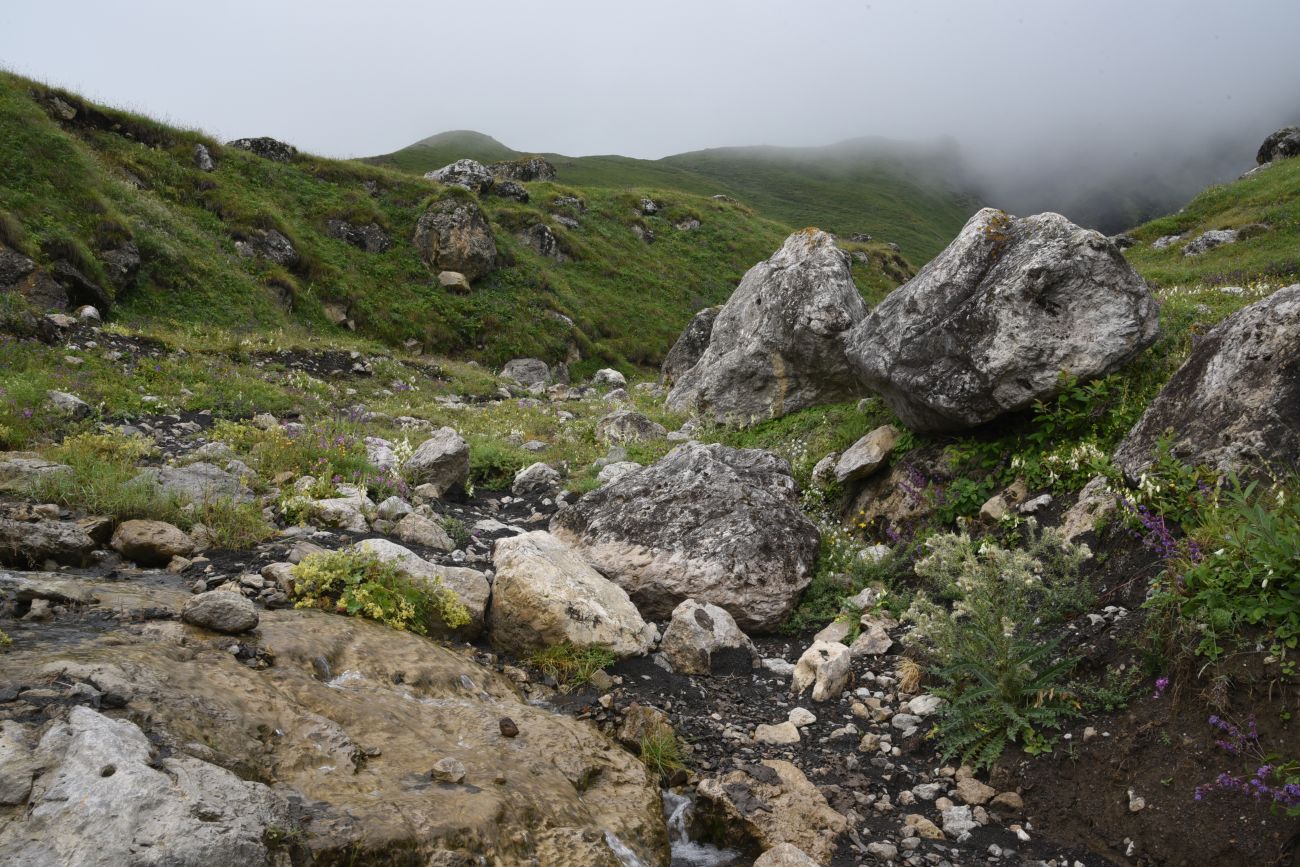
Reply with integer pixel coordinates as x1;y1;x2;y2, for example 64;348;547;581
0;578;669;865
847;209;1159;432
489;531;655;658
490;156;557;182
551;443;820;631
413;198;497;281
0;706;287;866
660;306;719;385
1257;126;1300;164
501;357;551;386
666;230;868;424
595;409;667;445
226;136;296;162
423;159;494;194
1114;284;1300;480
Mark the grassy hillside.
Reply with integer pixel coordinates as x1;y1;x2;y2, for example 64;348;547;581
1124;155;1300;288
0;73;911;373
370;134;977;262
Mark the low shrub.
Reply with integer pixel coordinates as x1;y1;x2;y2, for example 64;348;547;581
290;548;470;635
904;522;1092;768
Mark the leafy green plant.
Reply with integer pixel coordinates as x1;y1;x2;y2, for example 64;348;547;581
1170;479;1300;657
904;523;1091;768
290;548;470;635
523;642;616;691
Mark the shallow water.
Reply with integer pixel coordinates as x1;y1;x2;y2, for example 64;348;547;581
662;790;743;867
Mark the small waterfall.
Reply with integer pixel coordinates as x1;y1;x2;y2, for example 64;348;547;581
605;830;648;867
661;790;742;867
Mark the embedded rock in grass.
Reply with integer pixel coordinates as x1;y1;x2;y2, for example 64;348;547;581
45;390;91;419
695;760;846;863
226;136;297;162
1257;126;1300;164
516;223;565;262
135;462;252;505
0;518;96;567
488;179;529;202
501;357;551;386
551;442;819;632
791;640;852;702
846;208;1158;433
592;368;627;389
182;589;259;634
233;228;298;268
659;598;759;676
0;706;287;866
488;530;655;658
355;538;488;639
1182;228;1237;256
1114;283;1300;481
595;409;667;445
193;142;215;171
660;306;719;385
412;197;497;281
402;427;469;497
666;230;867;424
303;485;373;533
423;159;495;194
325;219;391;253
0;454;71;493
110;520;195;567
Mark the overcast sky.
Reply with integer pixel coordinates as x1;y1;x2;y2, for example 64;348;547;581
2;0;1298;163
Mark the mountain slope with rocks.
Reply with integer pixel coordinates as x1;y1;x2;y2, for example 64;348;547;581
3;74;1299;867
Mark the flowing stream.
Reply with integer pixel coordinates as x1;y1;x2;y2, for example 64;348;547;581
661;790;742;867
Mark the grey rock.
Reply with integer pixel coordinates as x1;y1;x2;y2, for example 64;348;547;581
501;357;551;386
413;198;497;281
99;242;140;287
193;143;215;171
667;230;868;424
592;368;627;389
0;454;72;492
182;590;259;634
661;307;719;385
595;409;667;445
551;443;820;631
226;136;297;162
233;229;298;267
1114;283;1300;480
46;390;91;419
424;158;495;194
791;641;851;702
596;461;641;486
1152;234;1183;250
375;495;413;523
135;462;252;504
516;223;565;261
512;462;561;497
0;518;96;567
660;598;759;675
394;513;455;551
489;179;529;202
489;156;556;182
0;707;284;865
1257;126;1300;164
1182;229;1238;256
847;209;1158;432
402;428;469;497
0;721;37;805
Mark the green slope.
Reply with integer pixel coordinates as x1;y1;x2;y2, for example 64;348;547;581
0;73;911;373
371;134;978;262
1123;156;1300;288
